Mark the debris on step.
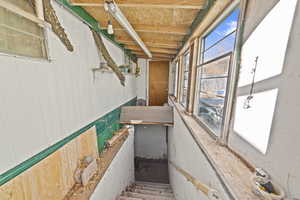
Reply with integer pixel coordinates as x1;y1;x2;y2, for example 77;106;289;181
118;181;175;200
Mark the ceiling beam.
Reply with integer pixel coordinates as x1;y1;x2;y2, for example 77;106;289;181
112;24;188;35
118;40;181;49
69;0;204;9
133;51;175;58
126;45;178;55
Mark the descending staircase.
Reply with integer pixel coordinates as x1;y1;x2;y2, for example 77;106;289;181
117;181;175;200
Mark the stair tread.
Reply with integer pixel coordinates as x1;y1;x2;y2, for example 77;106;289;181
124;192;175;200
118;196;143;200
135;183;171;189
131;188;173;197
135;181;170;187
134;185;172;192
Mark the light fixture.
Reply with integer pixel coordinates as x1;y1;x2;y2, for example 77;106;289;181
103;1;109;11
105;1;152;58
107;20;114;35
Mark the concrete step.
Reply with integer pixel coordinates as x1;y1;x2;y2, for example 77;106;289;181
133;185;172;193
118;196;143;200
124;192;175;200
135;181;170;187
135;182;171;190
131;189;173;197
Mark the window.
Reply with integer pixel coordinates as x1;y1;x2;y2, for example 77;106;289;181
195;8;240;136
0;1;47;59
180;52;190;107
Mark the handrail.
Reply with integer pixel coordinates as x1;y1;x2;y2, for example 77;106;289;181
169;161;221;200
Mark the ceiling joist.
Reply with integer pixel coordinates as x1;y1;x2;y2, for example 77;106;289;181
126;46;178;55
126;46;177;55
112;24;188;35
118;40;181;49
69;0;204;9
133;51;175;58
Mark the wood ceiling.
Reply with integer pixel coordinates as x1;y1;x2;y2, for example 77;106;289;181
69;0;208;61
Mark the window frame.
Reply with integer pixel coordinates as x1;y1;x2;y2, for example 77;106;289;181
193;4;241;139
179;50;191;108
0;0;49;61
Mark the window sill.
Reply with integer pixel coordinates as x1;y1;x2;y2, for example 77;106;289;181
168;96;260;200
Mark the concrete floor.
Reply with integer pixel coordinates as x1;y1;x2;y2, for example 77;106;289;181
135;157;169;184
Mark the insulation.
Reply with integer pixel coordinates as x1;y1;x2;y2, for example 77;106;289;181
91;29;126;86
43;0;74;51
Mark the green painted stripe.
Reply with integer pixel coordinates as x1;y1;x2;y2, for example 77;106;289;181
56;0;137;61
0;97;137;187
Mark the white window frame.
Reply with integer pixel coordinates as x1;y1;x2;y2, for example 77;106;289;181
180;51;190;108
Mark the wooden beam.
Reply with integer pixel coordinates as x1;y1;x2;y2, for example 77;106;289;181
69;0;205;9
113;24;188;35
115;30;184;42
133;52;175;59
118;40;181;49
126;45;178;55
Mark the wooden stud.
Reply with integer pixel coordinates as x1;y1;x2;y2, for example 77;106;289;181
187;38;199;114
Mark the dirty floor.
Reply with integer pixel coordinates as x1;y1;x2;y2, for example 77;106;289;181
134;157;169;184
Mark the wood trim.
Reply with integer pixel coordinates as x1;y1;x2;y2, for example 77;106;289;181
169;161;217;197
0;0;46;26
187;38;200;114
176;56;184;102
185;43;194;111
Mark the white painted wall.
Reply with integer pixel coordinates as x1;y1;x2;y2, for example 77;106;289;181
136;58;148;100
91;126;135;200
168;109;231;200
229;1;300;199
0;0;137;174
135;125;167;159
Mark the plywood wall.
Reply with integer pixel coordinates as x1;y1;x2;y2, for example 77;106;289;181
0;127;99;200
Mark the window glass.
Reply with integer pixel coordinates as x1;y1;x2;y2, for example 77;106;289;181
180;52;190;107
203;8;239;62
197;54;231;136
196;8;239;136
0;1;47;58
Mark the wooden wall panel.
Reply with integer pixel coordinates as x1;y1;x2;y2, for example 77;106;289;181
0;127;99;200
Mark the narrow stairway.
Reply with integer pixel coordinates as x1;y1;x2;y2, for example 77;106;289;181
118;181;175;200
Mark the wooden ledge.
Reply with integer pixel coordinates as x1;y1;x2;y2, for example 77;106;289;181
168;96;259;200
64;127;130;200
120;106;173;126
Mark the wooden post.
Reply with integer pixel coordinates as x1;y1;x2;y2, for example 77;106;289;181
35;0;45;20
186;38;199;114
